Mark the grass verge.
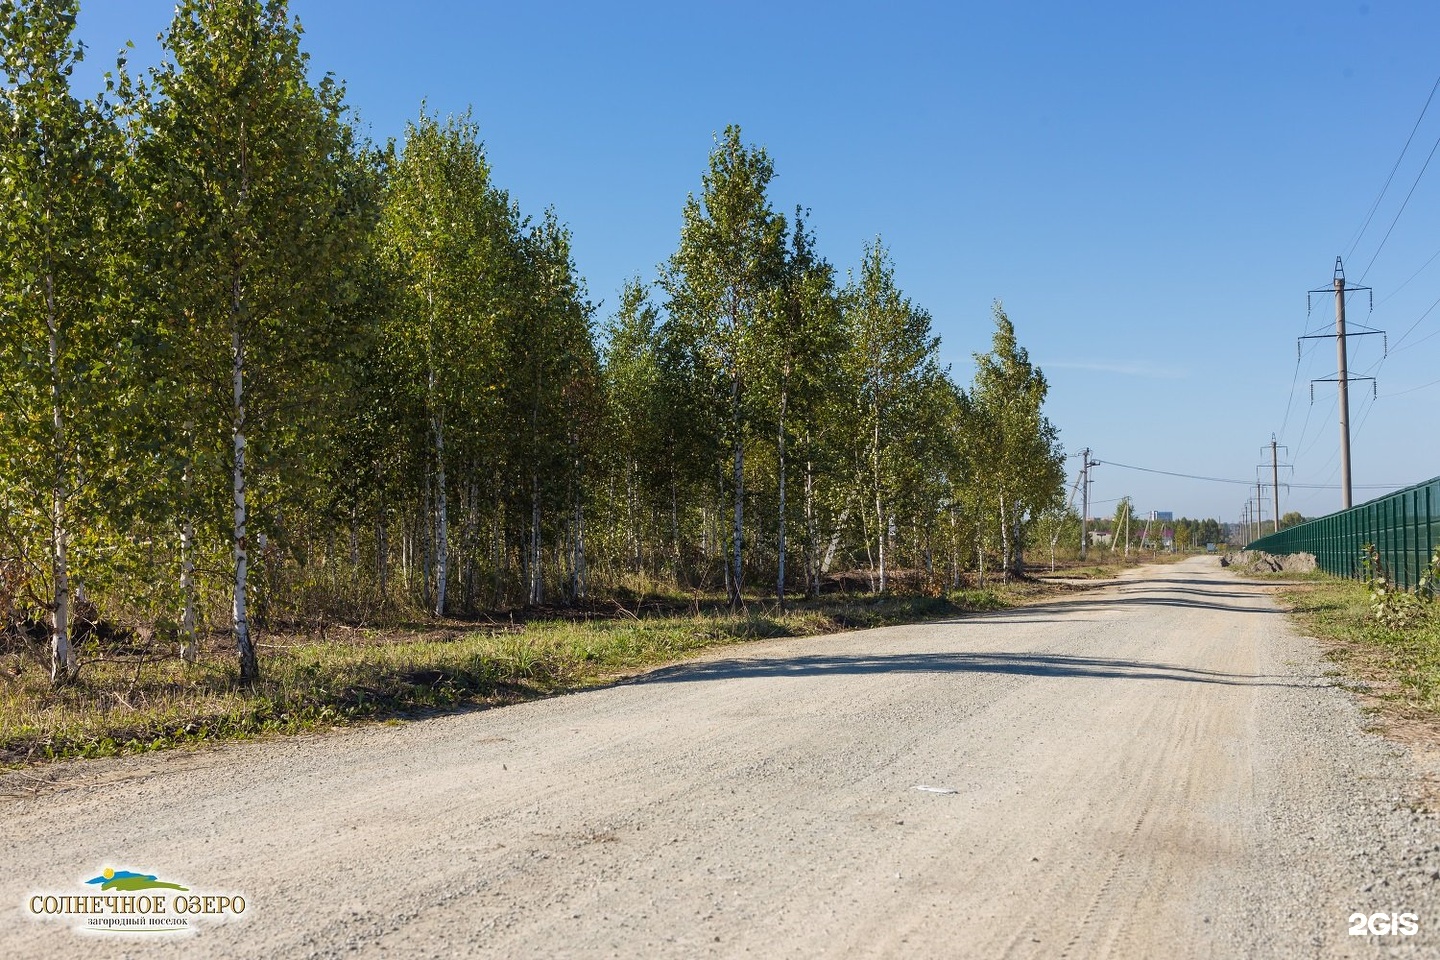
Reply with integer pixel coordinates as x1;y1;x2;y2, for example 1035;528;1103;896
1280;578;1440;717
1;588;1025;768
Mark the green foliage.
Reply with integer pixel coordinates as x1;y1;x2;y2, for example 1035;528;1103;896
659;124;790;603
1361;543;1432;628
1;2;1082;695
1282;576;1440;716
961;302;1066;577
0;0;125;683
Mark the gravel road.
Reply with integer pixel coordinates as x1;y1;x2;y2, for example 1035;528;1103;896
3;556;1438;958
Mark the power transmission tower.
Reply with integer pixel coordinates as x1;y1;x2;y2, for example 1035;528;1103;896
1304;258;1384;509
1260;436;1291;532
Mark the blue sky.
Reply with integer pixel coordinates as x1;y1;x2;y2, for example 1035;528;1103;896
70;1;1440;524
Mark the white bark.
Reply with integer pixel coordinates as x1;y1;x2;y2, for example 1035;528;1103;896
232;321;257;682
821;505;851;576
999;496;1011;581
47;273;74;684
776;382;787;608
180;516;197;662
433;408;448;617
180;421;197;662
529;474;543;606
872;414;885;594
731;386;744;607
804;454;817;598
876;492;887;594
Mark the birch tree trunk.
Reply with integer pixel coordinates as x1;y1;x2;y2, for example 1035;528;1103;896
180;425;197;662
730;375;744;608
872;415;886;594
232;310;259;683
804;453;818;598
433;426;447;616
670;472;681;583
821;505;850;576
999;496;1012;582
1011;513;1025;578
376;513;388;598
529;473;543;606
46;271;75;685
430;358;448;616
775;380;788;609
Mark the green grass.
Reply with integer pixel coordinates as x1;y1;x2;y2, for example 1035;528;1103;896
1243;569;1333;582
0;591;1010;767
1281;578;1440;714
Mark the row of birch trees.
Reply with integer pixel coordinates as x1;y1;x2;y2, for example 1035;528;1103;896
0;0;1067;686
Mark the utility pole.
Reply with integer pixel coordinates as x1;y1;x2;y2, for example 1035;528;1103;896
1335;267;1351;509
1079;449;1093;559
1304;259;1382;511
1256;481;1265;538
1271;438;1281;530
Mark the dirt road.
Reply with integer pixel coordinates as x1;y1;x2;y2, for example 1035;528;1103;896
3;557;1437;958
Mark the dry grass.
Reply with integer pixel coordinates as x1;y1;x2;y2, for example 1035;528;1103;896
0;588;1019;767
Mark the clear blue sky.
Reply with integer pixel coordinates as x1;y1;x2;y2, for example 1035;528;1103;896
70;1;1440;525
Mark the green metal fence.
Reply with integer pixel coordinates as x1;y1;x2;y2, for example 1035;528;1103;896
1246;475;1440;588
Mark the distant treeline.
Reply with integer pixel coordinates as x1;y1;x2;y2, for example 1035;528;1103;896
0;0;1066;684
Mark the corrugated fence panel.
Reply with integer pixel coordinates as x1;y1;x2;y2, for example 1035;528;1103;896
1246;476;1440;589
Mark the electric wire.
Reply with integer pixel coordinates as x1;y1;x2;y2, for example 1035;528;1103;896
1384;289;1440;355
1275;352;1303;446
1094;458;1399;490
1359;132;1440;283
1346;72;1440;265
1386;373;1440;398
1376;243;1440;306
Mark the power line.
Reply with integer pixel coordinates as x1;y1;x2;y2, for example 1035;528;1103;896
1376;242;1440;306
1094;458;1400;490
1385;289;1440;355
1359;132;1440;283
1386;373;1440;398
1276;352;1303;445
1346;72;1440;264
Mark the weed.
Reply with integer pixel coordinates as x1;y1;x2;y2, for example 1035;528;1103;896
1;587;1025;767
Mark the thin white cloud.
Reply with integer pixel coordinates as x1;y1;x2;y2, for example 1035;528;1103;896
1042;360;1186;379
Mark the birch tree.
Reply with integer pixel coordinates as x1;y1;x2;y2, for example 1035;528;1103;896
379;111;508;616
600;280;664;575
763;211;842;607
0;0;121;684
660;125;787;606
500;210;595;607
841;240;941;593
140;0;361;681
965;302;1065;579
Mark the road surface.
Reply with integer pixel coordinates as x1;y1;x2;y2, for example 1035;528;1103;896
3;556;1437;958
